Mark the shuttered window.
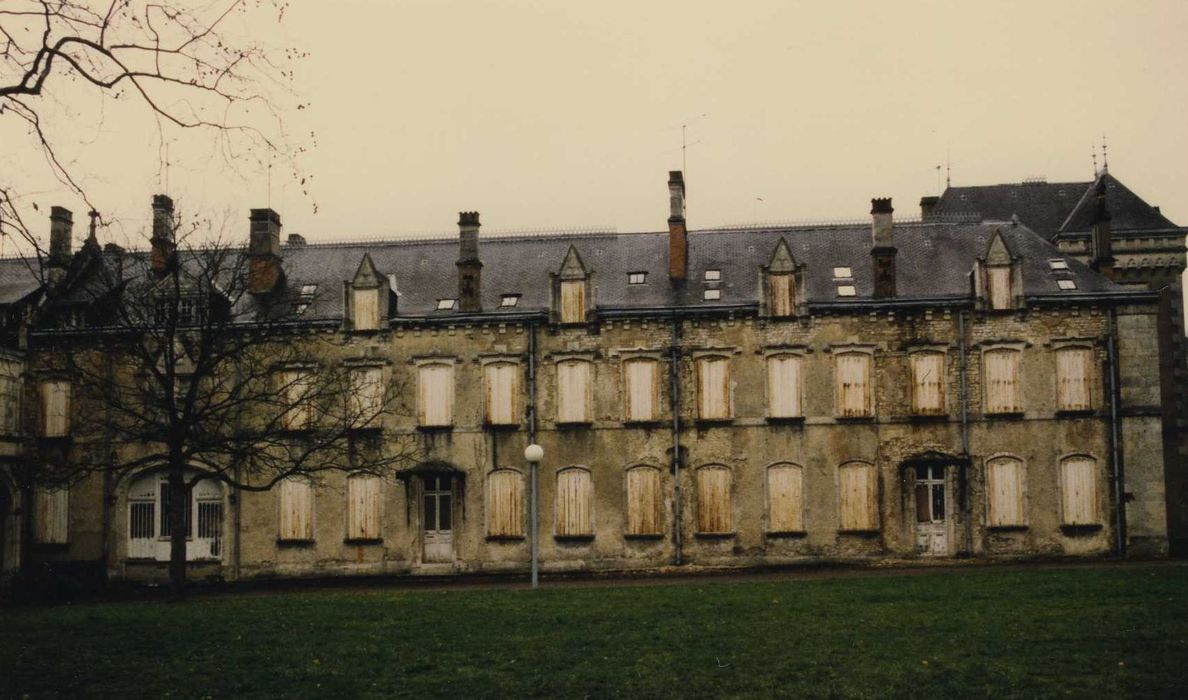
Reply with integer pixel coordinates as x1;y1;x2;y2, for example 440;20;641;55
34;486;69;544
484;362;520;426
556;359;591;424
349;367;385;425
767;464;805;533
555;468;593;537
696;356;731;420
622;358;658;422
352;288;379;330
984;349;1021;414
278;478;314;541
987;266;1011;310
41;380;69;437
625;466;663;536
696;466;733;534
835;352;872;417
839;462;878;531
0;369;20;435
560;280;586;324
986;457;1025;527
1060;456;1098;526
417;363;454;427
1056;347;1093;411
486;469;524;538
279;370;314;430
346;475;382;540
769;274;794;317
911;352;945;415
766;354;803;418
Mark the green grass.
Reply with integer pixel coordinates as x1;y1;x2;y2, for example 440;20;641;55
2;564;1187;699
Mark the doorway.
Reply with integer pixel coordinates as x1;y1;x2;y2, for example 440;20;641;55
422;474;454;563
913;465;949;556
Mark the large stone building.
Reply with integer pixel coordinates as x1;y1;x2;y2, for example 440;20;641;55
0;169;1179;586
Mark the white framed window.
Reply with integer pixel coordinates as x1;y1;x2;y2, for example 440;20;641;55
766;353;803;419
835;351;873;417
486;469;525;538
987;266;1012;309
417;362;454;427
1060;456;1098;526
625;465;663;537
40;379;69;437
767;463;805;533
838;461;878;531
622;357;659;423
696;465;732;534
628;272;647;285
34;486;69;544
769;273;794;317
1056;346;1093;411
910;351;945;415
483;361;520;426
352;288;379;330
703;269;721;281
559;280;586;323
986;456;1025;527
983;348;1022;414
278;478;314;541
346;474;382;540
703;289;721;301
555;467;593;537
696;355;731;420
127;471;224;561
349;366;385;426
278;370;314;431
556;358;592;424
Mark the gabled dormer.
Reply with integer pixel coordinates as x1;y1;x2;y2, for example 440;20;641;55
555;245;589;324
348;253;390;331
764;237;805;317
973;229;1021;311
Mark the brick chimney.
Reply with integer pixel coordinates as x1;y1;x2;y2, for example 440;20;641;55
1089;179;1115;279
456;211;483;312
919;196;939;219
47;206;73;285
870;198;897;299
248;208;285;295
668;171;687;281
150;195;175;275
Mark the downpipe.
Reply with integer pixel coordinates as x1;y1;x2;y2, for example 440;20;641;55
670;314;682;566
1106;308;1126;556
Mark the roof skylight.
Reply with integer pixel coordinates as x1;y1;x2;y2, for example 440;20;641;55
300;284;318;295
704;269;721;281
703;289;721;300
837;285;857;297
628;272;647;285
1048;259;1069;271
500;294;520;307
833;267;852;279
436;299;457;310
1057;279;1077;291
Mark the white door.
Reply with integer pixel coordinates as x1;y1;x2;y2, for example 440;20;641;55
913;465;948;556
422;475;454;563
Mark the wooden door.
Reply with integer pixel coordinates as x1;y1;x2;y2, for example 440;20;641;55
913;465;948;556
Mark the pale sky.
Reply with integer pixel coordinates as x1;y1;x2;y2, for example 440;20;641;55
6;0;1188;247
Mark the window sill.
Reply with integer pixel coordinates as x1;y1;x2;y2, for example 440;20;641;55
416;425;454;433
695;418;734;427
554;534;595;542
37;435;72;443
1055;409;1095;418
986;524;1029;532
31;542;70;550
276;538;316;547
765;530;807;538
555;421;593;428
343;537;383;545
348;425;384;435
835;415;875;423
1060;523;1103;535
486;534;526;542
908;413;949;423
838;528;880;537
765;416;805;425
622;419;666;428
624;533;664;540
694;531;736;539
483;422;521;431
986;411;1024;420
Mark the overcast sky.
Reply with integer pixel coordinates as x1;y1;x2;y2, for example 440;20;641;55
6;0;1188;247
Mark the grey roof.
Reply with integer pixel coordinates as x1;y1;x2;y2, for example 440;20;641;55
0;256;41;305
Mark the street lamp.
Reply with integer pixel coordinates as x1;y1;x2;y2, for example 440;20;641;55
524;443;543;589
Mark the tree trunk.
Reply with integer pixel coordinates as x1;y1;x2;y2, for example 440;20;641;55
168;461;188;600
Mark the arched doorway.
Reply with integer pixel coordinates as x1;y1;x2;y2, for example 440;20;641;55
126;468;225;562
397;461;465;564
901;451;965;557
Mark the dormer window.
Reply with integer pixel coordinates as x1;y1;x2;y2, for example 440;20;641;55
1057;279;1077;291
500;294;520;308
294;303;309;315
766;238;799;318
557;245;588;324
704;269;721;281
981;230;1016;311
350;254;390;330
628;272;647;285
436;298;457;311
833;267;852;279
703;289;721;301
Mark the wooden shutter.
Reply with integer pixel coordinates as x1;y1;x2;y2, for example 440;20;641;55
911;352;945;415
484;362;520;425
697;356;731;420
696;466;732;534
352;288;379;330
839;462;878;531
280;371;313;430
560;280;586;323
555;468;593;536
486;470;524;537
0;371;19;434
623;358;658;422
984;349;1021;414
34;486;69;544
769;274;794;317
1060;457;1098;525
767;464;804;532
41;380;69;437
767;354;803;418
836;352;872;417
1057;347;1092;411
987;266;1011;309
418;363;454;427
556;360;591;423
625;466;662;536
349;366;385;424
986;457;1024;526
278;478;314;541
347;475;382;540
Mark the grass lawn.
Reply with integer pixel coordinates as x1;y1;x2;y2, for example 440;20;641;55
2;563;1187;699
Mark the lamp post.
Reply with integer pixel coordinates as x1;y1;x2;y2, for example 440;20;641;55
523;443;543;589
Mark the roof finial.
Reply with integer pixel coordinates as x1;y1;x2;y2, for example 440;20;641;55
1101;133;1109;174
945;145;951;188
1091;144;1098;178
87;209;99;241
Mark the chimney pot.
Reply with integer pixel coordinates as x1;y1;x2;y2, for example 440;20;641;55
668;171;688;281
919;196;939;219
286;233;306;246
48;207;73;280
870;197;896;298
248;207;284;294
457;211;482;312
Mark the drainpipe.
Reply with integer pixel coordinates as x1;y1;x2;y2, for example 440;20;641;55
958;310;973;556
526;322;538;585
1106;308;1126;556
670;314;682;566
233;462;242;580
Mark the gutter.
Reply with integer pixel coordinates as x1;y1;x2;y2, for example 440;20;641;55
1106;308;1127;556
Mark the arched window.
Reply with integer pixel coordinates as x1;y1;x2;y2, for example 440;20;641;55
486;469;525;538
1056;346;1093;411
696;465;733;534
766;354;803;419
278;477;314;542
483;362;521;426
622;357;659;422
346;474;383;541
838;461;878;531
417;362;454;427
983;348;1022;414
835;351;872;417
985;456;1025;527
696;356;731;420
127;469;224;561
625;465;663;536
1060;456;1099;526
556;359;592;424
910;351;945;415
555;467;593;537
767;463;804;533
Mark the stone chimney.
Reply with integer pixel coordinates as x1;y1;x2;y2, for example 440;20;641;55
248;208;285;295
668;171;687;281
870;198;897;299
456;211;483;312
47;206;73;285
919;196;939;219
1089;179;1115;278
150;195;175;275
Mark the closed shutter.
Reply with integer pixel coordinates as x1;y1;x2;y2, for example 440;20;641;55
767;464;804;532
987;266;1011;309
767;354;803;418
986;457;1024;526
484;362;519;425
278;478;314;541
911;352;945;414
0;371;19;434
280;371;313;430
839;462;878;531
556;469;593;536
769;274;794;317
347;475;382;540
556;360;591;423
560;280;586;323
41;380;69;437
625;466;662;536
1057;347;1092;411
696;466;732;534
418;363;454;426
697;356;731;420
836;353;872;417
350;367;385;424
623;358;658;422
984;349;1021;414
34;486;69;544
352;288;379;330
1060;457;1098;525
486;470;524;537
